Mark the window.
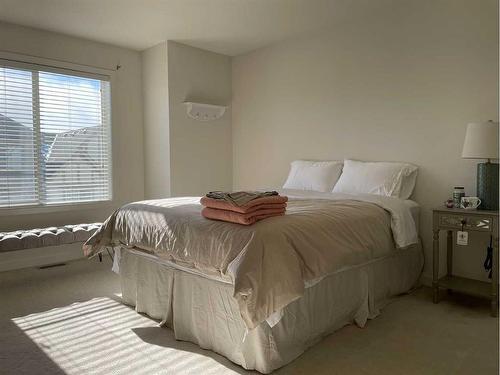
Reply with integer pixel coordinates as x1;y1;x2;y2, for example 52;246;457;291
0;61;112;208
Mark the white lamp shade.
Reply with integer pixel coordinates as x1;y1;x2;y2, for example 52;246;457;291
461;121;499;159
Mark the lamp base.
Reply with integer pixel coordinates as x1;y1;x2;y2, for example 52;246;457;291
477;162;499;210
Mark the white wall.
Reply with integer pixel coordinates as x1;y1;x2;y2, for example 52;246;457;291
141;41;232;198
232;0;498;283
0;21;145;231
168;41;232;196
142;42;170;198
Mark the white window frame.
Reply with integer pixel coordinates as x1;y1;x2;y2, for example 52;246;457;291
0;52;115;215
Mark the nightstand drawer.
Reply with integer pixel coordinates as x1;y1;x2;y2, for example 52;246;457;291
439;214;493;232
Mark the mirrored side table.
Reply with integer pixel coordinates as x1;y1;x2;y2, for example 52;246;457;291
432;207;499;317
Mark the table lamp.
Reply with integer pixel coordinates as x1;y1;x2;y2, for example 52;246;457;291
462;121;499;210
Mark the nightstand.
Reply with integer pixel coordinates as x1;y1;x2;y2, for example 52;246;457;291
432;207;499;316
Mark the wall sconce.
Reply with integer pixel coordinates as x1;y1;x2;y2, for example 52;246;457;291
183;102;227;121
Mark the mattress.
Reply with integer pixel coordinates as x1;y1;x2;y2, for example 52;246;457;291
117;241;423;373
112;198;420;292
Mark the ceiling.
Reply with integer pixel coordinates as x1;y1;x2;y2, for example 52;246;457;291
0;0;384;56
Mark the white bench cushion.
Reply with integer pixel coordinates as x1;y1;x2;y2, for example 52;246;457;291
0;223;101;252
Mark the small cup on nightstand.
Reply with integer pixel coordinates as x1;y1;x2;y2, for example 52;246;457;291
460;196;481;210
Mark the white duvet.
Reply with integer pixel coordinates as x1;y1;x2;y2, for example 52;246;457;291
277;189;418;248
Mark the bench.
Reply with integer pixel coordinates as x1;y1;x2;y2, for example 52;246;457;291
0;223;103;271
0;223;101;252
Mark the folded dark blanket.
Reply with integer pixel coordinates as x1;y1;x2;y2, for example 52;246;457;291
206;191;279;207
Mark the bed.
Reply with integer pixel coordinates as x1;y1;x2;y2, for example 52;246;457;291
84;188;423;373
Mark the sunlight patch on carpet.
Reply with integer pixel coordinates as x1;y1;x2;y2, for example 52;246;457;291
12;297;240;375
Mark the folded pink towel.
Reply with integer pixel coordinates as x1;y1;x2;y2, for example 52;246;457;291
200;195;288;213
201;207;286;225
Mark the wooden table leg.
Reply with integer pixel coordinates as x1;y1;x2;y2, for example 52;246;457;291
433;229;440;303
446;231;453;276
446;230;453;294
492;236;499;317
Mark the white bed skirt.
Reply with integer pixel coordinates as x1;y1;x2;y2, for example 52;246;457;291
118;243;423;374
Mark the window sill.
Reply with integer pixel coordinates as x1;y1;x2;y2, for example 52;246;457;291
0;200;114;217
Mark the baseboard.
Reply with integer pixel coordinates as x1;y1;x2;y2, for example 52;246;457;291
0;243;86;272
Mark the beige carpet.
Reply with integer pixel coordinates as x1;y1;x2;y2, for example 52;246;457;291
0;258;497;375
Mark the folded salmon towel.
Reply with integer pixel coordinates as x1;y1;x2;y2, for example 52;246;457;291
201;207;286;225
200;195;288;213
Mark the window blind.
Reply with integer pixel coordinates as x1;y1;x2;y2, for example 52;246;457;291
0;62;112;208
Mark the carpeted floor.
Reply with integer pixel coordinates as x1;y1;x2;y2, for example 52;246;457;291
0;258;498;375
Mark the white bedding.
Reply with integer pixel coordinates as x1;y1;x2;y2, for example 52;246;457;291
119;243;423;373
332;159;418;199
282;160;343;192
111;190;420;281
87;189;418;329
108;190;422;373
277;189;418;248
403;198;420;232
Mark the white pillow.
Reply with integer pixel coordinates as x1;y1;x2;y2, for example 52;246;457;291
283;160;343;192
398;169;419;200
332;159;418;199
